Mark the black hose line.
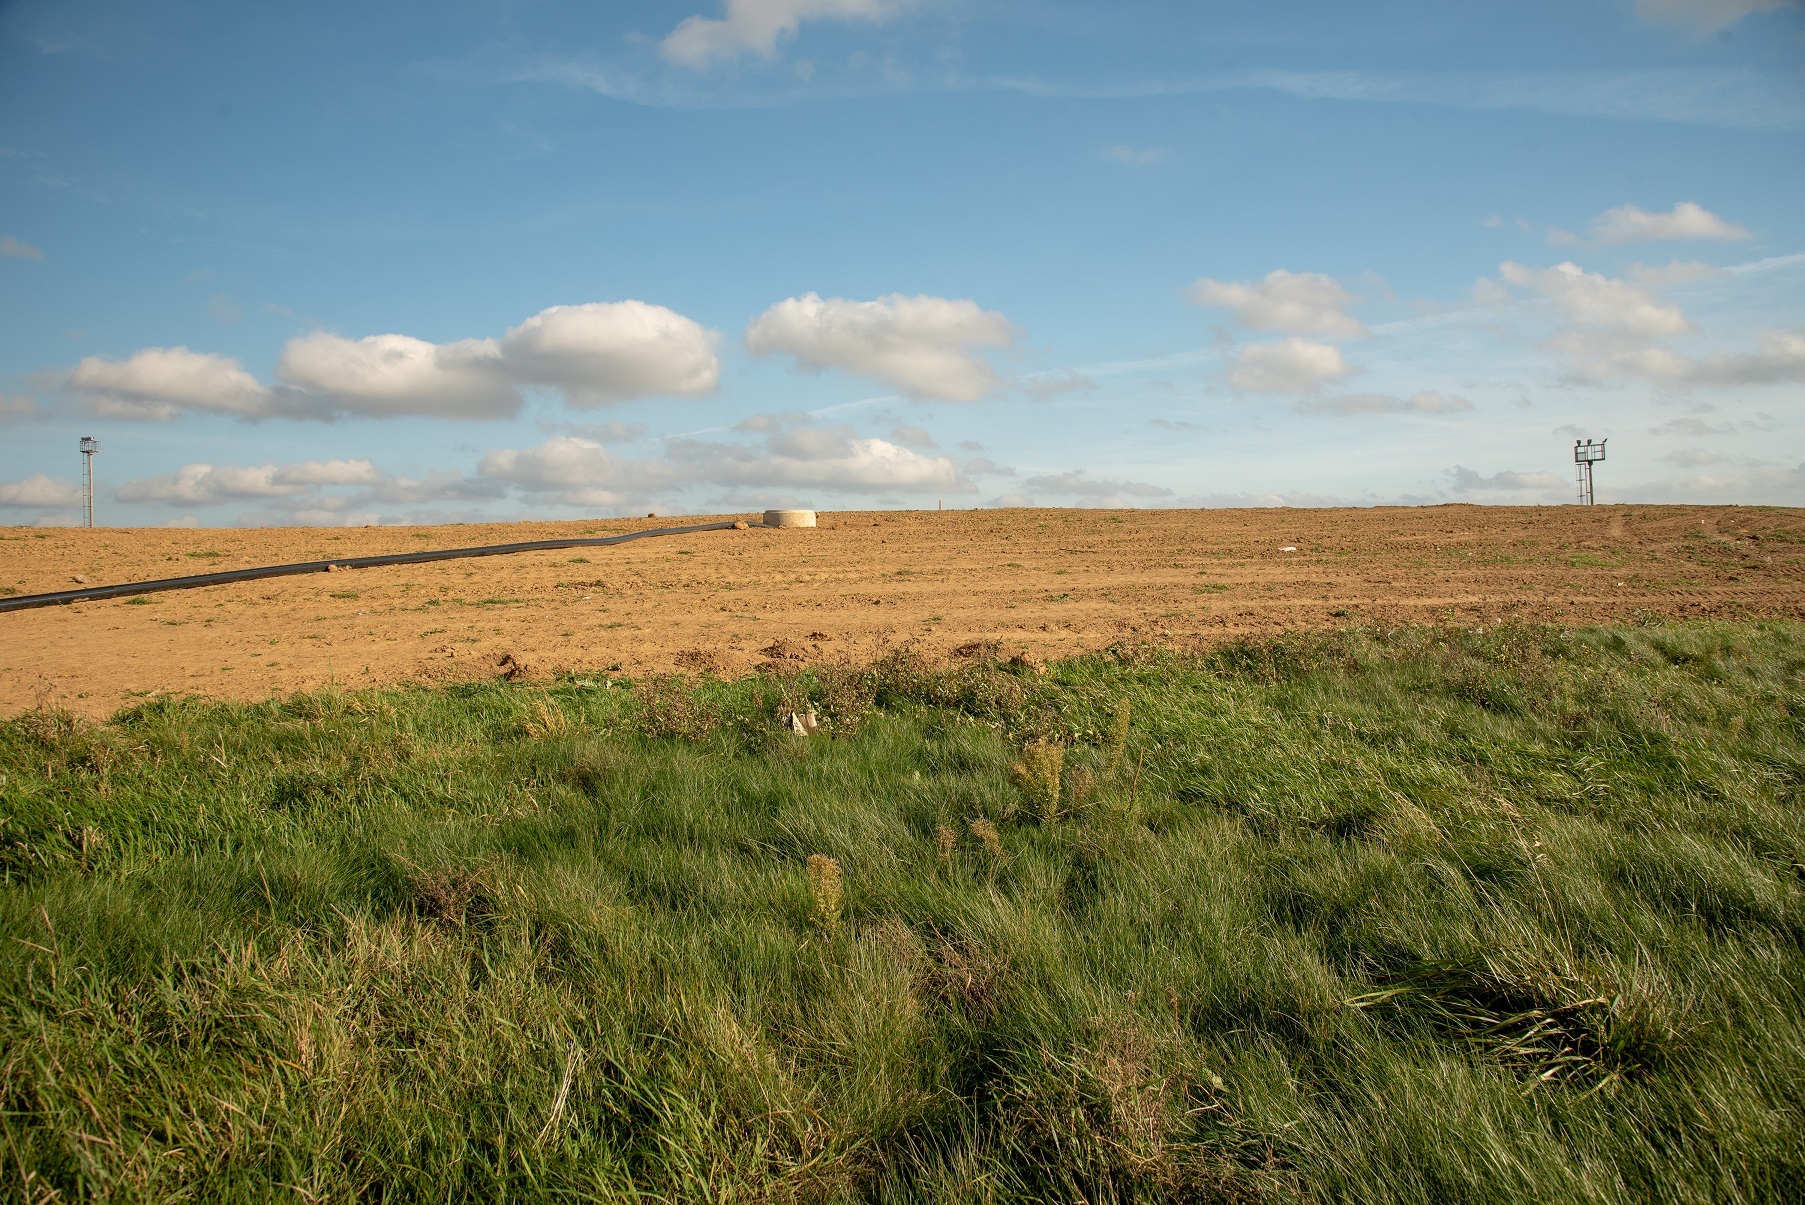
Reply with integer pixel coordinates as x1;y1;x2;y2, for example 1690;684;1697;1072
0;520;752;614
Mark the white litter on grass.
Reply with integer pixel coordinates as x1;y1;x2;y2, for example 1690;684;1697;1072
1279;546;1298;552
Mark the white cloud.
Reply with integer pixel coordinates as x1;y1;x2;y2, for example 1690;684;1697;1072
662;0;897;68
1447;466;1565;493
1625;259;1731;287
65;346;269;420
1296;390;1474;416
1634;0;1795;34
271;459;384;486
276;332;515;419
0;235;43;260
1497;261;1693;338
669;427;962;492
118;464;308;505
1187;269;1365;338
478;427;962;506
0;473;82;508
1020;472;1172;499
1603;329;1805;385
1228;338;1354;392
478;436;630;503
498;301;719;405
746;292;1015;401
59;299;719;422
116;459;383;506
1587;201;1751;244
1100;145;1168;166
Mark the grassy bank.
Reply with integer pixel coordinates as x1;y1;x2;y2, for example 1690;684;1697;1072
2;622;1802;1202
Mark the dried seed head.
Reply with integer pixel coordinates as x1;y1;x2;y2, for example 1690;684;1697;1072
806;854;843;934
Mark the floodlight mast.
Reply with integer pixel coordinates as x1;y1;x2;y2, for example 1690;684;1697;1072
1573;438;1606;506
80;436;100;527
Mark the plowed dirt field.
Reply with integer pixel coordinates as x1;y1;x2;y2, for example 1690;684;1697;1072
3;504;1801;717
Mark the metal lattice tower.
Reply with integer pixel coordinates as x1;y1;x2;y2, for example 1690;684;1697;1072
80;435;100;527
1573;438;1605;506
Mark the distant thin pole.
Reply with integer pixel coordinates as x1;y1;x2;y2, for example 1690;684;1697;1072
80;435;100;527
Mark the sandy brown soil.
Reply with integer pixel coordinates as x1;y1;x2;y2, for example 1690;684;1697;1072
3;504;1802;718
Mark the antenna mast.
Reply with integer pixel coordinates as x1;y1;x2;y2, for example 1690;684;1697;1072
1573;438;1605;506
80;436;100;527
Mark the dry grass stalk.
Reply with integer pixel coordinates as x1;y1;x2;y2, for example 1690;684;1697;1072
934;825;957;860
1009;740;1065;820
1064;765;1097;808
806;854;843;935
969;818;1004;858
519;697;570;739
1105;698;1132;777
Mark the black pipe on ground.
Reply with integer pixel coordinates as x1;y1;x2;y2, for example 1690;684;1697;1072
0;520;749;614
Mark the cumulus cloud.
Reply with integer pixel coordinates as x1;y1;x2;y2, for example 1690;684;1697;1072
59;300;720;422
1587;201;1752;244
1634;0;1796;33
116;459;384;506
746;292;1015;401
0;235;43;260
480;428;962;506
671;427;962;492
498;301;719;405
1497;261;1693;339
1021;472;1173;499
1447;466;1564;493
66;346;269;420
887;424;937;449
1295;390;1475;416
479;436;634;508
275;332;515;419
0;473;82;508
1187;270;1365;338
271;459;384;487
662;0;897;67
1228;338;1353;392
1589;329;1805;385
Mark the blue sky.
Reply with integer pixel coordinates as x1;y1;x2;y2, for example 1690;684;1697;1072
2;0;1802;526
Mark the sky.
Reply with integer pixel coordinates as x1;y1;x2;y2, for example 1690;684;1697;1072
1;0;1802;527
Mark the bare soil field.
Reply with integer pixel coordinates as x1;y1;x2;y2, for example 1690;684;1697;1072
2;504;1800;717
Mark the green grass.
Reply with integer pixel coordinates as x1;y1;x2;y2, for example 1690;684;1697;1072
2;623;1803;1201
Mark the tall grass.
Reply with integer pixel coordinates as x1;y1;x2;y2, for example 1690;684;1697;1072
1;622;1802;1201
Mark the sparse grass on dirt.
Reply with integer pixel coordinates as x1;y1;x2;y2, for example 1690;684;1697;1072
2;622;1803;1202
